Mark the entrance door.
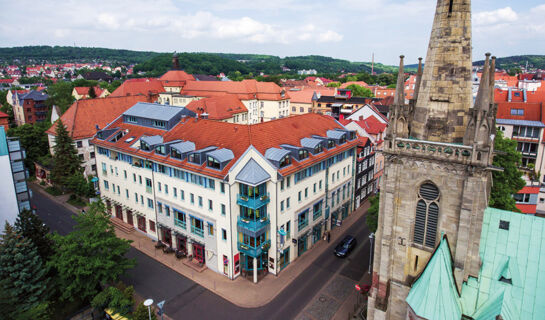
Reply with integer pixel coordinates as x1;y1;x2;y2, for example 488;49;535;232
177;237;187;254
331;210;339;230
298;235;308;256
312;225;322;244
279;248;290;270
162;228;172;247
115;205;123;220
137;216;146;232
126;211;133;226
193;243;205;264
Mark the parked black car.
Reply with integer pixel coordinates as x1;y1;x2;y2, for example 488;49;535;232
334;235;357;257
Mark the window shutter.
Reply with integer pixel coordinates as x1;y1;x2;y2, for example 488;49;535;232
414;200;426;245
425;202;439;247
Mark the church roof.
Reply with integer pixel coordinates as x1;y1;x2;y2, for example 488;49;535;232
406;235;462;320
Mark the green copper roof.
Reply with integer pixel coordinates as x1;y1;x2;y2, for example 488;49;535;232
461;207;545;320
406;235;462;320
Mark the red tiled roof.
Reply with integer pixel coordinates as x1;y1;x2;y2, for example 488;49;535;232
74;86;104;96
0;111;8;118
159;70;195;88
110;78;165;97
46;95;149;139
185;95;247;120
286;87;336;104
342;115;387;135
92;113;358;179
518;186;540;194
340;81;369;89
181;79;288;101
515;204;537;214
496;102;543;122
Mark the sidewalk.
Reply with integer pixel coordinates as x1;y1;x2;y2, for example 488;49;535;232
32;182;370;309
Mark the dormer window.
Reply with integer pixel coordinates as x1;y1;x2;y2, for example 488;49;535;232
327;140;335;149
171;148;182;159
280;155;291;168
189;153;200;164
207;156;221;169
153;120;166;129
126;116;137;123
339;135;346;144
298;149;309;160
155;145;166;155
314;144;323;154
141;141;152;151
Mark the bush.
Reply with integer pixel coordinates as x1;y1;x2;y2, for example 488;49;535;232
366;194;379;233
91;284;135;316
45;186;62;196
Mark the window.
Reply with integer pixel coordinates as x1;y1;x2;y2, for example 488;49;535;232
149;220;155;232
90;152;95;159
298;149;309;160
91;164;96;171
510;108;524;116
164;184;168;195
134;192;138;203
147;198;154;208
281;180;285;191
181;190;185;200
313;183;317;193
165;206;170;217
78;154;84;160
319;180;322;190
188;153;200;164
104;180;109;190
286;221;291;239
125;189;129;199
298;191;302;202
207;156;221;169
221;204;226;215
513;193;531;203
153;120;166;128
190;193;195;204
146;178;152;192
198;196;203;207
313;200;323;220
305;188;308;198
140;195;144;204
220;183;225;193
287;177;291;188
280;200;285;211
124;170;127;179
191;217;204;237
76;141;83;148
280;155;291;168
209;200;213;210
413;183;440;248
298;210;309;231
173;187;177;197
126;116;137;123
287;197;291;208
139;175;142;184
208;223;214;236
157;202;163;214
174;209;186;229
222;229;227;240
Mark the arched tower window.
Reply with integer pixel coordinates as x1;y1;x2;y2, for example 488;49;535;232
413;183;440;248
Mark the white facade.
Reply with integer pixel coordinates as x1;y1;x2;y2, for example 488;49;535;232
48;134;97;177
242;99;290;124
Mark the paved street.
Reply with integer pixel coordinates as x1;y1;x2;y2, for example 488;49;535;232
34;189;371;320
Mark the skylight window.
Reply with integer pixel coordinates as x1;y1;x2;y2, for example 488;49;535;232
125;136;135;143
499;220;510;230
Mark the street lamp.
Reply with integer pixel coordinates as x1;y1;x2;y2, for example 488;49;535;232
368;233;375;274
144;299;154;320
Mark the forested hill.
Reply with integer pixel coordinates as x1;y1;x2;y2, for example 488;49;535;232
0;46;400;75
0;46;160;65
473;55;545;70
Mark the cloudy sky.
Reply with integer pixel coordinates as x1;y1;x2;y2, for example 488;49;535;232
0;0;543;65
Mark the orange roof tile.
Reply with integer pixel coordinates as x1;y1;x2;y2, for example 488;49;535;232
340;81;369;89
46;95;149;139
0;111;8;118
286;87;336;104
91;113;358;178
110;78;165;97
496;102;543;122
74;86;104;96
185;95;247;120
515;204;537;214
181;79;288;101
159;70;195;88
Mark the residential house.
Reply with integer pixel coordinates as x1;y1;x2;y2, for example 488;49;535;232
159;70;195;93
110;78;165;100
287;87;336;115
184;95;248;124
354;137;375;208
46;95;150;176
13;90;49;126
180;79;290;124
91;109;358;282
72;86;110;100
0;111;9;131
313;90;375;119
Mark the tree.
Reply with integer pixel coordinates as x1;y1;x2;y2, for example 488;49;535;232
51;119;82;190
46;81;74;113
327;82;341;88
48;201;136;301
0;224;50;319
91;284;135;316
88;86;97;98
132;303;157;320
14;209;54;260
366;194;379;233
346;84;374;97
489;130;526;212
7;122;50;175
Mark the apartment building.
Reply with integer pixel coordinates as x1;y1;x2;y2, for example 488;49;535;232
159;70;195;93
13;90;49;126
91;106;358;282
180;79;290;124
72;86;110;100
46;96;150;176
0;127;31;229
184;95;249;124
354;137;375;208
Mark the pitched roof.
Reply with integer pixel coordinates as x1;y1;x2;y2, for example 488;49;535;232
91;113;358;179
340;81;369;89
342;116;387;135
495;102;543;122
74;86;104;96
46;95;149;139
286;87;336;104
110;78;165;97
181;79;288;101
406;235;462;320
159;70;195;87
235;158;271;186
460;207;545;320
184;95;247;120
0;111;8;118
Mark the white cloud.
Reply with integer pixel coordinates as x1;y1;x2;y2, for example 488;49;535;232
473;7;518;26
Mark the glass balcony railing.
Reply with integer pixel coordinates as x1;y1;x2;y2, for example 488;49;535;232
237;216;269;233
237;192;270;209
237;239;271;257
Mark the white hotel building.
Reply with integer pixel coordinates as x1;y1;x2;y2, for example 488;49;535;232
92;103;358;282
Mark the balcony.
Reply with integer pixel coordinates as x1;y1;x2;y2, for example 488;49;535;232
174;218;186;230
237;192;270;209
237;239;271;257
237;216;270;234
191;225;204;237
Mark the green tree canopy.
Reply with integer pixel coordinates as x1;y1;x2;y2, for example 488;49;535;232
51;119;82;190
0;224;50;319
366;194;380;233
132;303;157;320
91;284;135;316
46;81;75;113
489;130;526;211
346;84;374;98
48;201;135;301
14;209;54;260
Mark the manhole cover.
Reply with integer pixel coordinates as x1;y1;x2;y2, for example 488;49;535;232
319;296;327;302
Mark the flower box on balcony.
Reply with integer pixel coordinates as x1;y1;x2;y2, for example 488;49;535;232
260;195;269;201
240;196;248;201
241;218;250;223
260;217;268;223
261;242;270;251
240;244;249;250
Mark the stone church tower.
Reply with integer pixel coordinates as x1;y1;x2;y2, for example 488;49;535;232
366;0;497;319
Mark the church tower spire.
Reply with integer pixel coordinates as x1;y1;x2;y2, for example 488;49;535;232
367;1;495;319
410;0;473;143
